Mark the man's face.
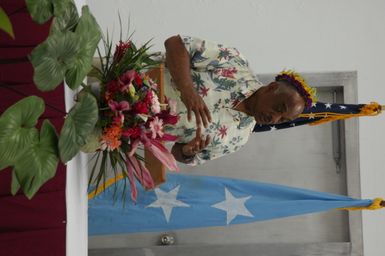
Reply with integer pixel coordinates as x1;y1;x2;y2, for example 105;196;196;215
252;82;305;125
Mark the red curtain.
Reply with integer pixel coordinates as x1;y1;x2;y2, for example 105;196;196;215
0;1;66;255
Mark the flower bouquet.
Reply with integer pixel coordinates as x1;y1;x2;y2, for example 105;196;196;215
85;38;180;201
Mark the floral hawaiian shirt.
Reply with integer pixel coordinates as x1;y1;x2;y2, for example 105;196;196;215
164;35;263;165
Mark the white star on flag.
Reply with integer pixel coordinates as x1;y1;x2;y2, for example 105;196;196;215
325;103;332;109
147;185;190;222
311;102;317;108
211;187;253;225
270;126;277;131
340;105;347;109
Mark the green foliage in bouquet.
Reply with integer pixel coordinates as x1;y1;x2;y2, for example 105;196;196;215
0;0;102;198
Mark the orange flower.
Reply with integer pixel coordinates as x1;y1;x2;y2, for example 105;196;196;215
100;125;122;151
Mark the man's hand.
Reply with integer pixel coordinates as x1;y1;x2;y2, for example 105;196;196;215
182;127;211;156
164;35;212;129
180;88;212;128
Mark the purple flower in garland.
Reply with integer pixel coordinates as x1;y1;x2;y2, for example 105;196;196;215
275;70;317;109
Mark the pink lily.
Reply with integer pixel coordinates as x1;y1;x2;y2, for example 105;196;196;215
142;135;180;172
127;155;155;190
120;70;136;84
109;100;130;114
161;133;179;142
128;138;140;157
109;100;130;123
125;155;138;202
130;130;179;173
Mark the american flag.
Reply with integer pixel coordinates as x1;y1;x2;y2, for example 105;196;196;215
253;102;383;132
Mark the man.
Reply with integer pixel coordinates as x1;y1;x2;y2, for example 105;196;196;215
164;35;316;165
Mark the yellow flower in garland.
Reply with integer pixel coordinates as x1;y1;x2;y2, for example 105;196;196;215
275;70;317;108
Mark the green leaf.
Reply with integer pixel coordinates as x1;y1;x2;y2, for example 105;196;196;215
59;92;98;162
30;31;79;91
0;96;44;170
65;6;101;89
0;7;14;38
26;0;53;24
13;120;59;199
76;6;102;48
52;0;75;16
50;0;79;34
65;49;94;89
80;127;102;153
11;171;20;195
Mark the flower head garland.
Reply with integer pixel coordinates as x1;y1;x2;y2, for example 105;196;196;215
275;70;317;109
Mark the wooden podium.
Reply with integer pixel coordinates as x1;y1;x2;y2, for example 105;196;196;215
145;64;167;187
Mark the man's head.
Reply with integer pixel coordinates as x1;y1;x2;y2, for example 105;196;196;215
248;71;317;125
250;81;306;124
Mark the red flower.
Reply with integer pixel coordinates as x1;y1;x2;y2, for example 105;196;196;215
106;80;120;94
218;125;228;139
132;101;148;114
199;86;210;97
120;70;136;85
156;110;179;125
118;70;143;89
112;115;124;126
134;73;143;88
114;40;131;62
215;67;237;79
122;127;141;139
144;90;153;104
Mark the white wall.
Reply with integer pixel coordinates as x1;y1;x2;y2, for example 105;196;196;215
67;1;88;256
87;1;385;255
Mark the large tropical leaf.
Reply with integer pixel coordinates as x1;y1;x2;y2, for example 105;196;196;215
59;92;98;162
80;127;102;153
25;0;53;24
75;6;102;51
13;120;59;199
50;0;79;34
11;171;20;195
0;6;14;38
30;31;79;91
65;49;94;90
0;96;44;170
52;0;74;16
65;6;101;89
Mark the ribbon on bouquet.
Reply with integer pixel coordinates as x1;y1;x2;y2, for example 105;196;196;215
92;128;180;202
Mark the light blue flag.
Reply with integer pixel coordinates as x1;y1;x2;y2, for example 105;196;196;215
88;173;374;236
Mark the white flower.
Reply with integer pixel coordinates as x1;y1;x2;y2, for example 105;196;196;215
151;93;161;114
149;116;164;139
